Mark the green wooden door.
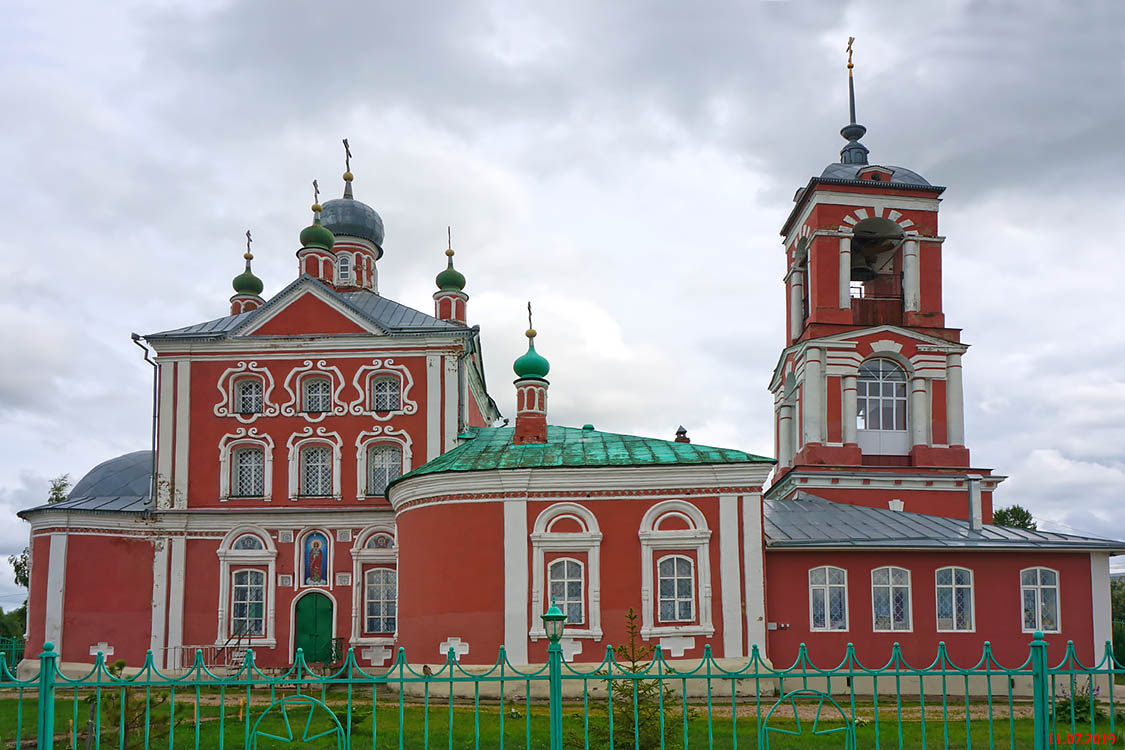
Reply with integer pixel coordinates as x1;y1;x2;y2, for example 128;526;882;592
294;592;333;664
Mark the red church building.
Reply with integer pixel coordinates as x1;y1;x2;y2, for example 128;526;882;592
18;73;1124;674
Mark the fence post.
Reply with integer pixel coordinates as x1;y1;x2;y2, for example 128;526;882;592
36;641;58;750
1030;630;1049;750
547;638;563;750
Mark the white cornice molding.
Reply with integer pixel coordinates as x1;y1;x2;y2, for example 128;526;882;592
782;190;941;248
25;507;398;534
150;341;467;358
766;470;1008;500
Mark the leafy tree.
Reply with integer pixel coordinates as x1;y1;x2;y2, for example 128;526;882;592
8;474;69;589
992;504;1036;530
0;606;26;639
1111;580;1125;665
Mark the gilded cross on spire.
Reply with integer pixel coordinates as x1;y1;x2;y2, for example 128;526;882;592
847;36;855;74
245;229;253;259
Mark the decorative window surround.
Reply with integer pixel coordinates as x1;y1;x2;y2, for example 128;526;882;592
287;428;343;501
350;526;398;646
215;527;277;647
530;503;603;641
279;361;348;422
346;359;418;420
213;362;279;423
355;428;412;502
638;500;713;640
218;429;275;502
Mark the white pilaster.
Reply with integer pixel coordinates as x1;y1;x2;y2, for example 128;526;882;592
150;539;169;661
426;354;441;461
838;237;852;309
741;493;766;655
1091;553;1112;664
801;347;824;445
156;361;175;508
443;356;459;452
166;536;186;669
903;239;920;312
946;353;965;446
44;533;68;650
777;403;794;468
718;495;743;658
788;267;805;341
910;376;929;448
842;374;858;445
173;361;190;509
503;500;529;665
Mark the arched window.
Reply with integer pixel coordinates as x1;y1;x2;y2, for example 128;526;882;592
366;444;402;496
936;567;974;632
371;376;401;412
235;379;263;414
232;534;265;551
364;568;396;633
656;555;694;623
548;558;584;625
232;446;265;497
1021;567;1060;633
302;378;331;413
809;566;848;631
871;566;911;632
856;359;909;455
300;445;333;496
231;569;265;636
338;254;352;283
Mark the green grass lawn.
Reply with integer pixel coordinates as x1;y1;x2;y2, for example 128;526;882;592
0;691;1118;749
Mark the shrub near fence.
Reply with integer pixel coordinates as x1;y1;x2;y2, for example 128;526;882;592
0;632;1122;749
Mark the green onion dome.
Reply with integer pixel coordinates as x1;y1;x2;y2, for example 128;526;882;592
435;249;467;292
300;206;336;251
232;252;264;296
513;329;550;379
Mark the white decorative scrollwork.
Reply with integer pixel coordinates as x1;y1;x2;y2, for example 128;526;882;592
286;427;344;501
346;359;418;420
217;427;276;502
214;362;280;422
354;427;414;502
279;360;348;422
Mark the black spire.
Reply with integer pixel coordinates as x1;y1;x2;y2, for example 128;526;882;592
840;37;870;166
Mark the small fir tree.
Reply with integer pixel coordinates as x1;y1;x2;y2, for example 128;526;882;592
991;504;1036;530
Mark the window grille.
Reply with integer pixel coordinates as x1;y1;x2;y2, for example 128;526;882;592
548;559;584;625
809;566;848;630
236;379;263;414
365;568;396;633
233;447;264;497
1021;567;1059;632
366;444;402;496
232;535;264;551
301;445;333;496
371;377;401;412
657;555;694;623
872;566;911;631
936;566;974;631
857;359;908;431
231;569;265;636
303;378;331;413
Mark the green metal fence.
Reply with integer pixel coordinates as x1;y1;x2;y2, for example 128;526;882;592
0;633;1121;749
0;639;21;668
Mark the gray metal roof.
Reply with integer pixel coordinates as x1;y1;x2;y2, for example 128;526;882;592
148;278;465;339
20;451;154;516
320;197;385;248
820;163;931;186
764;494;1125;551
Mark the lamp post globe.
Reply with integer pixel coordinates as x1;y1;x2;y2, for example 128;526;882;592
542;599;567;642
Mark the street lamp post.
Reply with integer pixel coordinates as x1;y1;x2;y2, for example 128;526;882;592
542;598;568;750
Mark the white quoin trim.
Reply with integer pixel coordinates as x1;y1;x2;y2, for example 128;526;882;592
173;361;191;509
286;428;343;501
504;500;530;664
718;495;742;658
44;533;68;651
166;536;186;669
1091;554;1112;663
529;503;603;641
218;428;275;502
426;355;442;461
156;361;175;509
638;500;714;640
349;525;398;648
215;526;278;647
443;356;458;451
741;493;767;655
150;539;169;661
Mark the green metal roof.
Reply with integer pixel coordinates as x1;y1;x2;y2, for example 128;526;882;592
394;425;773;485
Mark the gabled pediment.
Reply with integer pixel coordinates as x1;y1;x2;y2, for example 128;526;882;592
232;278;387;338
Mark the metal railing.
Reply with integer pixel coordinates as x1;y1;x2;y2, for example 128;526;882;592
1;632;1122;749
0;637;22;667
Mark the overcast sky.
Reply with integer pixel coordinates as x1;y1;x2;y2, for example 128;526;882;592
2;1;1124;609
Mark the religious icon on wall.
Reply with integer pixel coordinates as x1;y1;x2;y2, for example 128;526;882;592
303;531;329;585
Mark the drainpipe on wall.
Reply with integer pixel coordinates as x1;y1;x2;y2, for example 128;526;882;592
131;333;158;509
967;474;983;531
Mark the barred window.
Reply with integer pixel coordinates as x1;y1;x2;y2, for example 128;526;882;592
365;568;396;633
936;567;974;632
235;379;263;414
231;569;265;636
657;555;694;623
366;444;402;496
872;566;911;631
371;377;401;412
809;566;848;631
857;359;907;431
548;558;584;625
300;445;333;496
232;447;264;497
232;535;264;551
303;378;331;413
1021;567;1059;632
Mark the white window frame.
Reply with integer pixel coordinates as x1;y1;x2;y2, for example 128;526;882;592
856;357;910;455
215;527;277;646
370;376;402;413
218;431;274;502
935;566;975;633
808;565;849;632
230;568;267;638
214;363;278;422
1020;566;1061;633
287;431;342;502
337;253;353;284
299;444;333;497
234;378;264;415
530;503;603;641
281;363;346;422
231;445;266;498
364;567;397;635
302;377;333;414
350;526;397;647
656;554;695;624
365;443;403;497
638;500;713;639
355;430;412;502
871;566;912;633
547;557;586;626
346;361;418;421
